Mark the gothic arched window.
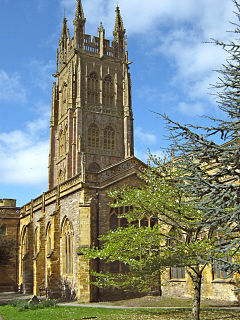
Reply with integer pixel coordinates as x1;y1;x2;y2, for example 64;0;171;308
103;75;114;107
87;72;99;105
168;228;186;280
104;125;115;150
46;223;52;256
58;169;65;184
88;123;100;148
109;208;129;273
61;84;68;116
59;130;65;156
61;218;73;274
20;227;27;277
34;227;39;256
110;213;119;230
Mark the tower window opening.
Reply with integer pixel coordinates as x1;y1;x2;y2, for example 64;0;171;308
88;123;100;148
104;126;115;150
88;72;99;105
103;75;114;107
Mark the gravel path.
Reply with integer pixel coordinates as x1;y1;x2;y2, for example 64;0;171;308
58;302;240;310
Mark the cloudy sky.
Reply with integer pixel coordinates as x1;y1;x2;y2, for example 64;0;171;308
0;0;236;206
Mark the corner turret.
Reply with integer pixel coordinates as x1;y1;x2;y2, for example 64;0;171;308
113;6;126;59
58;17;70;70
59;17;70;52
73;0;86;49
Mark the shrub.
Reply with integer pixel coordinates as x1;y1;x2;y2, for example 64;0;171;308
41;299;57;308
9;298;57;312
9;299;28;311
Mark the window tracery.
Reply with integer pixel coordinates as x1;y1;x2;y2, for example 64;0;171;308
109;208;158;274
59;130;65;156
170;266;186;280
59;126;68;157
168;228;186;280
58;169;66;184
88;123;100;148
103;75;114;107
104;126;115;150
34;227;39;256
87;72;99;105
46;223;52;256
20;227;27;277
61;218;73;274
212;239;233;279
61;85;68;115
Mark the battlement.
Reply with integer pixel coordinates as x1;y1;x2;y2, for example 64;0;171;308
82;35;114;57
0;199;16;208
57;2;127;74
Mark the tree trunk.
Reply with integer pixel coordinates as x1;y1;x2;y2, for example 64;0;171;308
191;272;202;320
157;273;162;296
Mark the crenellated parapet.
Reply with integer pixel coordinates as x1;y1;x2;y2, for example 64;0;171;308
56;2;128;75
0;199;17;207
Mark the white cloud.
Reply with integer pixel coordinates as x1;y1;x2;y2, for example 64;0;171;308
0;111;50;186
0;70;26;102
178;102;205;116
0;141;49;185
135;148;165;163
135;127;157;145
58;0;235;110
60;0;234;37
28;59;55;92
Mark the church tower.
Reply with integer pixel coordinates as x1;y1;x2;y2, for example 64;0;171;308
48;0;134;189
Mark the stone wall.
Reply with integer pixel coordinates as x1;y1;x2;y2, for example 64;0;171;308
0;200;20;292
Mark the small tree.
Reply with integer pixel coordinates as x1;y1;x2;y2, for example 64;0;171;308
81;158;222;320
85;225;166;295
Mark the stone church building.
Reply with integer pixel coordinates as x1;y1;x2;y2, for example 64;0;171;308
0;0;239;303
18;0;145;302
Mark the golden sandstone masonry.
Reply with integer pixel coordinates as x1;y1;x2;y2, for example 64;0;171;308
0;0;239;303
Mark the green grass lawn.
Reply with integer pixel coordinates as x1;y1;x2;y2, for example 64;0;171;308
0;305;239;320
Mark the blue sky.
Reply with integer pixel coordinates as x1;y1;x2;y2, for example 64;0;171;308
0;0;235;206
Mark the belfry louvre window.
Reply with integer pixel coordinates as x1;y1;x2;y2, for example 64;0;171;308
87;72;99;104
88;123;100;147
103;75;114;107
104;126;115;150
